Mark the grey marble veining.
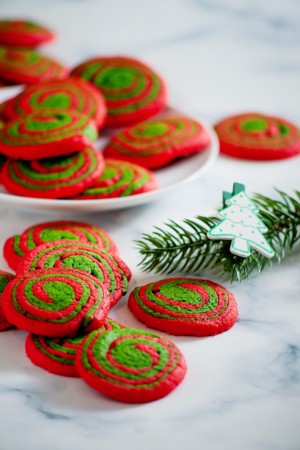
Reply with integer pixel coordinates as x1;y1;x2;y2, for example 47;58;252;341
0;1;300;449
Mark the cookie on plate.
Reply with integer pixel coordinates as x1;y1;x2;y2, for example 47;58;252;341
128;278;238;336
3;78;107;129
103;116;211;168
1;146;104;199
17;241;132;307
76;327;187;403
74;158;158;199
0;46;67;85
0;269;14;331
214;112;300;160
71;56;167;128
3;220;118;271
0;19;55;47
0;110;98;160
1;268;110;337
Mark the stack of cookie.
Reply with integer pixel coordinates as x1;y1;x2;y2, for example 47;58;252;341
0;19;212;200
0;19;66;86
0;220;187;403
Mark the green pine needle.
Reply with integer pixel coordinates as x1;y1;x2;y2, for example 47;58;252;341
136;189;300;282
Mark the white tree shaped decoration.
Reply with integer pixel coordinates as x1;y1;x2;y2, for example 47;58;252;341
207;190;274;258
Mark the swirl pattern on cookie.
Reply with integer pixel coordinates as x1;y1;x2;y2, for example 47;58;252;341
3;78;107;128
0;47;67;85
0;110;98;160
71;56;167;128
75;158;158;199
1;268;110;336
76;327;187;403
128;278;238;336
214;113;300;160
103;116;210;168
17;241;131;307
2;146;103;199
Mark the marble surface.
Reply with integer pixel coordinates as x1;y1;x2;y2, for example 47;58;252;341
0;1;300;449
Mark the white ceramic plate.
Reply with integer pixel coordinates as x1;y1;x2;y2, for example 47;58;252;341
0;87;219;212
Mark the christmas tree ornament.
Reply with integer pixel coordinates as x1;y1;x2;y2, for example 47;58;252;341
207;184;274;258
136;187;300;282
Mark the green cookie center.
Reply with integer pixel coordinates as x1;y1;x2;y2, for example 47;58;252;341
242;119;267;132
96;67;136;89
40;93;71;109
135;122;168;138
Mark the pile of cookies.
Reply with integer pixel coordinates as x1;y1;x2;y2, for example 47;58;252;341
0;19;211;200
0;220;238;403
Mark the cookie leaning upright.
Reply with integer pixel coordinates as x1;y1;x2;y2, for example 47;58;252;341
0;110;98;160
214;112;300;160
71;56;167;128
17;241;132;307
103;116;211;168
1;268;111;336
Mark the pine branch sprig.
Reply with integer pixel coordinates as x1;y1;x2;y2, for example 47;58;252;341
136;190;300;282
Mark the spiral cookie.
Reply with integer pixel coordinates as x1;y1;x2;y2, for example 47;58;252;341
17;241;132;307
1;146;104;199
76;327;186;403
71;56;167;128
214;113;300;160
0;269;14;331
128;278;238;336
75;158;158;199
25;318;123;377
0;110;98;160
3;78;107;128
1;268;110;337
0;47;67;85
103;116;211;168
3;221;118;270
0;20;55;47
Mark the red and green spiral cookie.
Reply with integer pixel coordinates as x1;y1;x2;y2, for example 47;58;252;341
71;56;167;128
17;241;132;307
1;268;110;337
214;113;300;160
0;47;67;85
75;158;158;199
3;220;118;271
1;146;104;199
128;278;238;336
3;78;107;129
0;20;55;47
103;116;211;168
25;317;124;377
0;110;98;160
76;327;186;403
0;269;14;331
